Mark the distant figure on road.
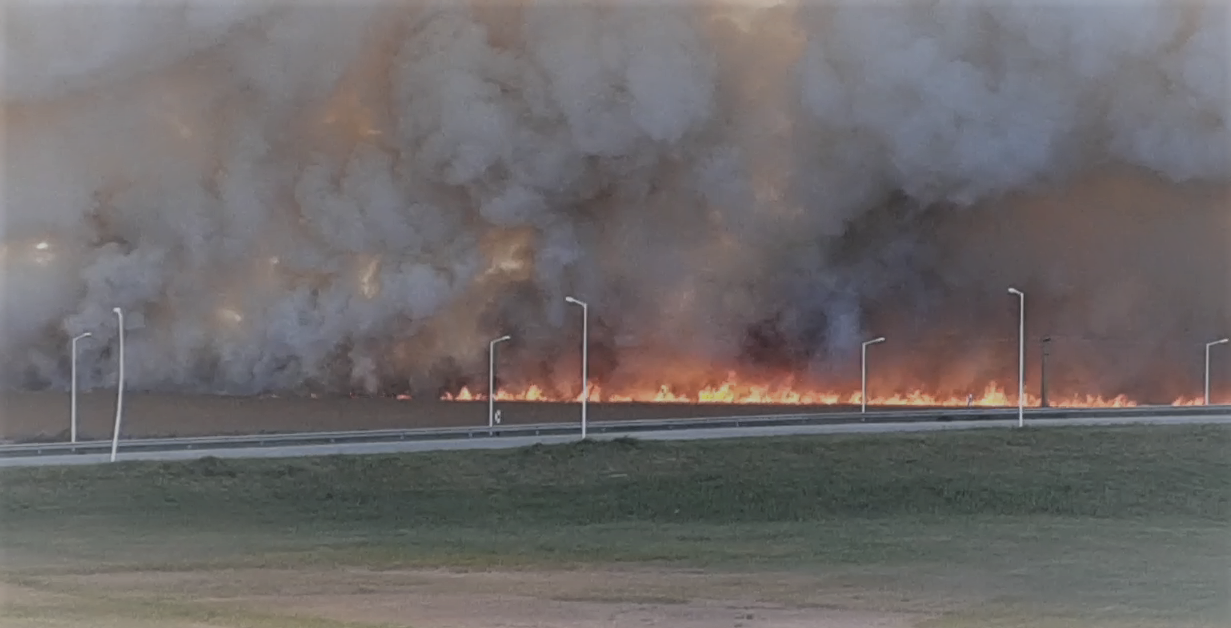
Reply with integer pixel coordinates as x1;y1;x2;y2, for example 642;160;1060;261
966;394;974;408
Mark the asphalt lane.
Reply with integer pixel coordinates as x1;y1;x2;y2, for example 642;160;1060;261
2;413;1225;468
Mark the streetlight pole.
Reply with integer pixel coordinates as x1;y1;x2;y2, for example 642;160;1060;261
860;336;886;415
488;335;511;429
1008;288;1025;428
564;296;588;440
70;332;92;443
110;307;125;463
1205;338;1228;406
1039;336;1052;409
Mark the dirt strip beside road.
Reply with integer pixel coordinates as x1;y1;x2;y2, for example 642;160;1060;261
1;391;914;442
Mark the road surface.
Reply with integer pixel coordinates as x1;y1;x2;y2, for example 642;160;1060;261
3;412;1225;468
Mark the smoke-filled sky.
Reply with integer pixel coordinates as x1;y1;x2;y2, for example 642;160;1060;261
2;0;1228;401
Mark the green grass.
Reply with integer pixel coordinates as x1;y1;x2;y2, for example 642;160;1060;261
0;592;398;628
1;424;1228;627
4;427;1227;526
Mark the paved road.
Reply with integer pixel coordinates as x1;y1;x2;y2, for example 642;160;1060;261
3;413;1225;468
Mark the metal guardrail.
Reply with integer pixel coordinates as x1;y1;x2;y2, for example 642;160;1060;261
1;404;1225;459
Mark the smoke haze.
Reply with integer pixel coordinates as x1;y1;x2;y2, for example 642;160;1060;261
2;0;1228;402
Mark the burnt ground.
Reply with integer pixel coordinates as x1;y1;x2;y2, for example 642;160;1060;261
0;390;919;442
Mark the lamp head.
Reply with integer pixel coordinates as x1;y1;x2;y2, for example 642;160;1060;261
866;336;886;345
81;332;92;339
564;296;585;306
1008;287;1023;296
494;334;511;343
112;307;122;315
1214;338;1230;346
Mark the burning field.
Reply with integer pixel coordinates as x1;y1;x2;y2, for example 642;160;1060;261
441;377;1203;406
1;1;1229;413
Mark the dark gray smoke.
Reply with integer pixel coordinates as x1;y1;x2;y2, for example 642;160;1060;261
2;0;1228;402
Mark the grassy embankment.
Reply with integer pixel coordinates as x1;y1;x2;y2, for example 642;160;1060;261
1;424;1228;627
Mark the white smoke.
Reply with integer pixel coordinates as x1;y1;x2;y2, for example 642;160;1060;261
1;0;1228;401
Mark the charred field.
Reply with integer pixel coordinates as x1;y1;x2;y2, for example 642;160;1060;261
0;389;893;442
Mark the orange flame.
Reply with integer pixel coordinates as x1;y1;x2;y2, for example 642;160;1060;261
431;375;1211;408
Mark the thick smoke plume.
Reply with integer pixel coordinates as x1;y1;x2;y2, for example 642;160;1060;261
2;0;1228;402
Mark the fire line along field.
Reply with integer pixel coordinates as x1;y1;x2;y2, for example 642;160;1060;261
3;2;1231;628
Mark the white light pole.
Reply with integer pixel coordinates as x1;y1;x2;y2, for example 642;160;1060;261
488;334;511;429
110;307;125;463
860;336;886;415
564;296;589;440
69;332;92;443
1008;288;1025;428
1205;338;1229;406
